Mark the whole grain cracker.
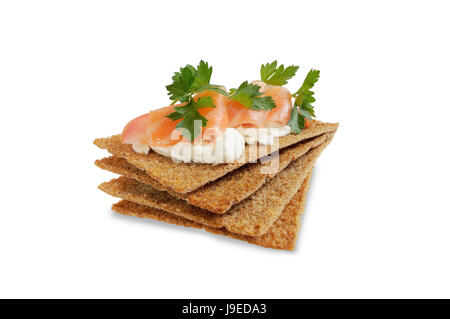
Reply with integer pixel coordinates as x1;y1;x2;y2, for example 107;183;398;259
95;133;329;213
111;173;312;250
98;137;332;236
94;121;338;193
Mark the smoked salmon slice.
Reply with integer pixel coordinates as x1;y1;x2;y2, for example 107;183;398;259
227;81;294;128
121;91;229;147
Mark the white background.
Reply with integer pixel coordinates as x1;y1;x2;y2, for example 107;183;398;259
1;0;449;299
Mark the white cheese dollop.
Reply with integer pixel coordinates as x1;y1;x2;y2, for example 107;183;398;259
236;125;291;145
132;128;245;164
132;143;150;154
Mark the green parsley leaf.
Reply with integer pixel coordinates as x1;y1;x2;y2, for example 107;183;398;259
192;60;213;89
260;60;299;86
252;96;277;111
166;97;215;142
293;69;320;106
176;108;208;142
165;109;185;121
195;96;215;108
229;81;276;111
288;106;305;134
165;60;229;141
289;69;320;133
260;61;278;81
166;65;197;103
300;102;315;118
166;60;224;104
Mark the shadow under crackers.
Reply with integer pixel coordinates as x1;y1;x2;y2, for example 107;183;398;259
109;208;294;254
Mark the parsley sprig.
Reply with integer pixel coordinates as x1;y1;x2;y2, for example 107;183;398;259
288;69;320;133
166;96;215;141
165;61;225;141
166;61;226;104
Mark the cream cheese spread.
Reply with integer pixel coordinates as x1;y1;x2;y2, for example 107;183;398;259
236;125;291;145
132;128;245;164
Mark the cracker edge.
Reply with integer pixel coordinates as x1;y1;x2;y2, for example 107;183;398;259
111;172;313;250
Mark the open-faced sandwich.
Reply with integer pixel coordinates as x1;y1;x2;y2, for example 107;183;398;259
94;61;338;250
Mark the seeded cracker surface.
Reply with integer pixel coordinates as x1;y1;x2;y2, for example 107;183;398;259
98;137;332;236
111;172;312;250
94;120;338;193
95;133;329;213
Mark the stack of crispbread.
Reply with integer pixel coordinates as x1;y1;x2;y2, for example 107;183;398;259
94;121;338;250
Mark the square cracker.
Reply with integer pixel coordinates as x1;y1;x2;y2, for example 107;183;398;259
94;120;338;193
95;132;330;214
98;137;332;237
111;172;312;250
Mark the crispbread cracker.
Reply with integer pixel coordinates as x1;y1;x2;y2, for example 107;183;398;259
95;133;329;213
94;121;338;193
111;173;312;250
99;137;332;236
